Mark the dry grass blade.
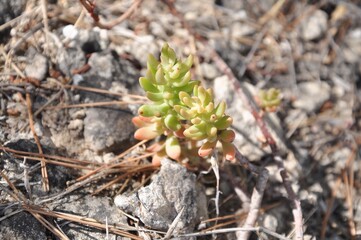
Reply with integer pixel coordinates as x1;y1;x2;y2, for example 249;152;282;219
76;140;149;182
24;204;143;239
176;227;290;240
0;172;69;239
92;164;157;195
63;85;148;100
26;93;49;192
164;206;185;239
0;145;102;166
44;100;146;110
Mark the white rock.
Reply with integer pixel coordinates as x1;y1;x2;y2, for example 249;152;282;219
301;10;328;41
62;25;78;39
293;81;330;112
201;63;218;79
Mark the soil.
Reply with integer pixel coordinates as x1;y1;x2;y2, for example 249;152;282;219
0;0;361;239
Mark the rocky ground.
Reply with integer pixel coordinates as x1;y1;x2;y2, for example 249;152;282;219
0;0;361;239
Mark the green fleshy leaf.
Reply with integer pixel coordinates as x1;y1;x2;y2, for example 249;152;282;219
146;92;164;102
173;71;191;87
138;103;170;117
215;101;226;118
155;67;167;85
206;125;217;138
139;77;158;92
214;116;232;130
164;114;181;131
147;54;159;75
174;80;199;93
184;54;193;68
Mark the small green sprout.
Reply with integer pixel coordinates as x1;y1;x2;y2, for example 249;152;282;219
257;88;281;112
133;43;236;163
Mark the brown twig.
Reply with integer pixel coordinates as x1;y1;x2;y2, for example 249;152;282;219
0;145;101;166
25;93;49;192
44;100;146;110
78;0;143;30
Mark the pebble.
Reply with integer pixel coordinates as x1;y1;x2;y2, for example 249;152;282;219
201;62;218;79
25;53;48;81
293;81;330;113
301;9;328;41
115;159;208;234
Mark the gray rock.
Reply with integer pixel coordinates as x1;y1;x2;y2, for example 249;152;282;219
54;195;127;240
201;62;219;80
343;28;361;63
301;10;328;41
114;159;207;234
81;51;139;93
0;0;26;41
83;108;135;153
0;212;46;240
293;81;330;113
2;139;72;197
57;47;86;77
25;53;48;81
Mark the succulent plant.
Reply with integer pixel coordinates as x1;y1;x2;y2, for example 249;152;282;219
133;43;236;162
257;88;281;112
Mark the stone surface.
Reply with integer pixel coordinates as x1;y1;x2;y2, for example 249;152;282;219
301;9;328;41
292;81;331;113
54;195;127;240
114;159;208;234
25;52;48;81
2;139;72;197
57;47;86;77
0;0;26;41
0;212;46;240
83;108;134;153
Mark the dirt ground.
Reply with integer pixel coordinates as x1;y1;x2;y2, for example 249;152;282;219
0;0;361;239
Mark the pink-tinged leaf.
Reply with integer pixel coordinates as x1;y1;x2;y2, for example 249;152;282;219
152;150;166;167
198;141;217;157
222;142;236;161
219;130;236;143
147;141;165;152
132;116;146;128
165;136;181;160
132;116;154;127
134;127;159;140
174;127;185;138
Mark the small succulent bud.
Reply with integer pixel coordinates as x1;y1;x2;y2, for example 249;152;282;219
257;88;281;112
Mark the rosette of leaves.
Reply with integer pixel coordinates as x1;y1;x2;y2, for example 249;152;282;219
257;88;281;112
133;43;236;162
